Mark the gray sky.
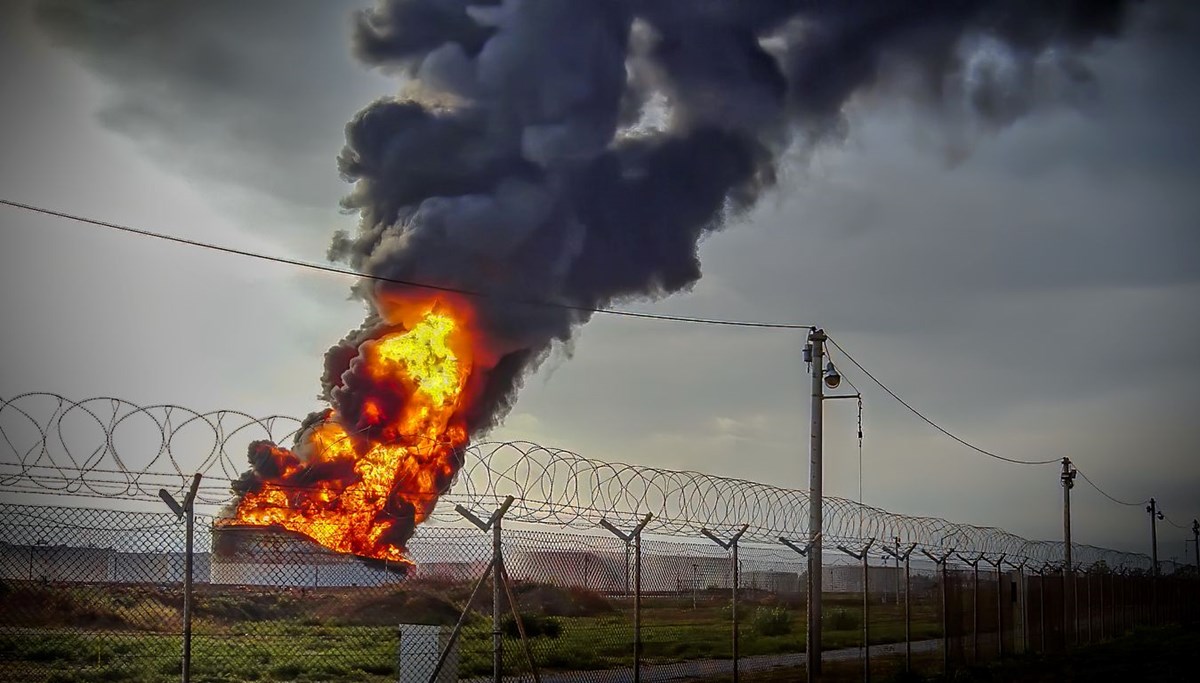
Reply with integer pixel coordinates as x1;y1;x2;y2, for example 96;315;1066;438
1;0;1197;560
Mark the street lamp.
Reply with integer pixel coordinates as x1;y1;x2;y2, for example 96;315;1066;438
823;361;841;389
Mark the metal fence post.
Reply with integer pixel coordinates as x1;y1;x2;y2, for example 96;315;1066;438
1117;570;1125;635
492;510;502;682
836;540;875;683
703;525;748;683
955;553;983;663
1085;567;1093;644
1003;559;1026;655
159;473;201;683
882;542;916;672
920;548;954;675
624;542;632;597
1034;565;1047;653
601;514;653;683
1072;563;1082;646
452;497;517;683
984;555;1005;660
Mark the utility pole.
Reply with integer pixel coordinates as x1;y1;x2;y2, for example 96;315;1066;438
1061;458;1076;647
1146;498;1161;576
1192;520;1199;572
1146;498;1164;626
805;328;826;681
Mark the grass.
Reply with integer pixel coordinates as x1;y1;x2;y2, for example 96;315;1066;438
1;582;947;682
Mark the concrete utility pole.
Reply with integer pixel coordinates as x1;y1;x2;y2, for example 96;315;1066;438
1061;458;1076;646
1146;498;1161;576
806;328;827;681
1192;520;1199;571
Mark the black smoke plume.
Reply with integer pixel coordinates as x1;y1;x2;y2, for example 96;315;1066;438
327;0;1137;435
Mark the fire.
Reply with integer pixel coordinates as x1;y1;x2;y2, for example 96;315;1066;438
230;296;482;564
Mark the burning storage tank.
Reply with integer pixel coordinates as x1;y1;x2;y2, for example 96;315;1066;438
211;523;406;588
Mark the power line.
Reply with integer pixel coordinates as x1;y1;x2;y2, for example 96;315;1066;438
1161;512;1191;531
825;335;1059;466
0;198;812;330
830;336;1166;506
1074;467;1146;508
3;199;1169;512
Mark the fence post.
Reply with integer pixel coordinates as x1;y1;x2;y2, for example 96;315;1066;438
159;473;201;683
624;542;632;597
703;526;748;683
1104;569;1111;639
1033;565;1047;653
1014;560;1029;654
955;553;983;663
1099;567;1106;641
601;514;653;683
837;539;876;683
449;497;529;683
984;555;1005;660
492;509;503;682
920;548;954;675
1085;566;1093;644
882;541;916;672
1117;569;1125;635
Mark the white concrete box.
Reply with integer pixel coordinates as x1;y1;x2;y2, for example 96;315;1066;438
398;623;456;683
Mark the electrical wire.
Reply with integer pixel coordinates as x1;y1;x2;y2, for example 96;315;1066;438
1074;467;1146;508
825;335;1059;466
0;198;812;330
1161;512;1192;531
2;200;1168;519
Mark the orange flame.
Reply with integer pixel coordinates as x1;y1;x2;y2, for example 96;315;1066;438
231;295;484;564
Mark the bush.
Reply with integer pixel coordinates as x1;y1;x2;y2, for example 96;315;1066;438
720;601;751;620
826;608;861;630
751;606;793;636
502;613;561;639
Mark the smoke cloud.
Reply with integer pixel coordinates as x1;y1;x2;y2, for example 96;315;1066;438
328;0;1136;435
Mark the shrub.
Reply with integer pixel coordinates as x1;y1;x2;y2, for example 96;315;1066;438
720;601;751;620
502;613;562;639
826;608;861;630
751;606;793;636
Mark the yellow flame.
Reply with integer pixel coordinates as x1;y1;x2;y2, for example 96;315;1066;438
374;313;461;405
233;307;472;564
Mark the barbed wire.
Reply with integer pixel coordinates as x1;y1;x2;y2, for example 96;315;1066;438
0;392;1150;570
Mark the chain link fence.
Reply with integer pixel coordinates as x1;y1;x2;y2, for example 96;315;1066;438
3;503;1197;683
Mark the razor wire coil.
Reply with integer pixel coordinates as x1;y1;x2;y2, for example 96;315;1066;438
0;392;1150;570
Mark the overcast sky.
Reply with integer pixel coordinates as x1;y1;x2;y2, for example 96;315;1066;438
1;0;1197;560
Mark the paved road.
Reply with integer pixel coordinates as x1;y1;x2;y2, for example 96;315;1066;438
464;639;942;683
